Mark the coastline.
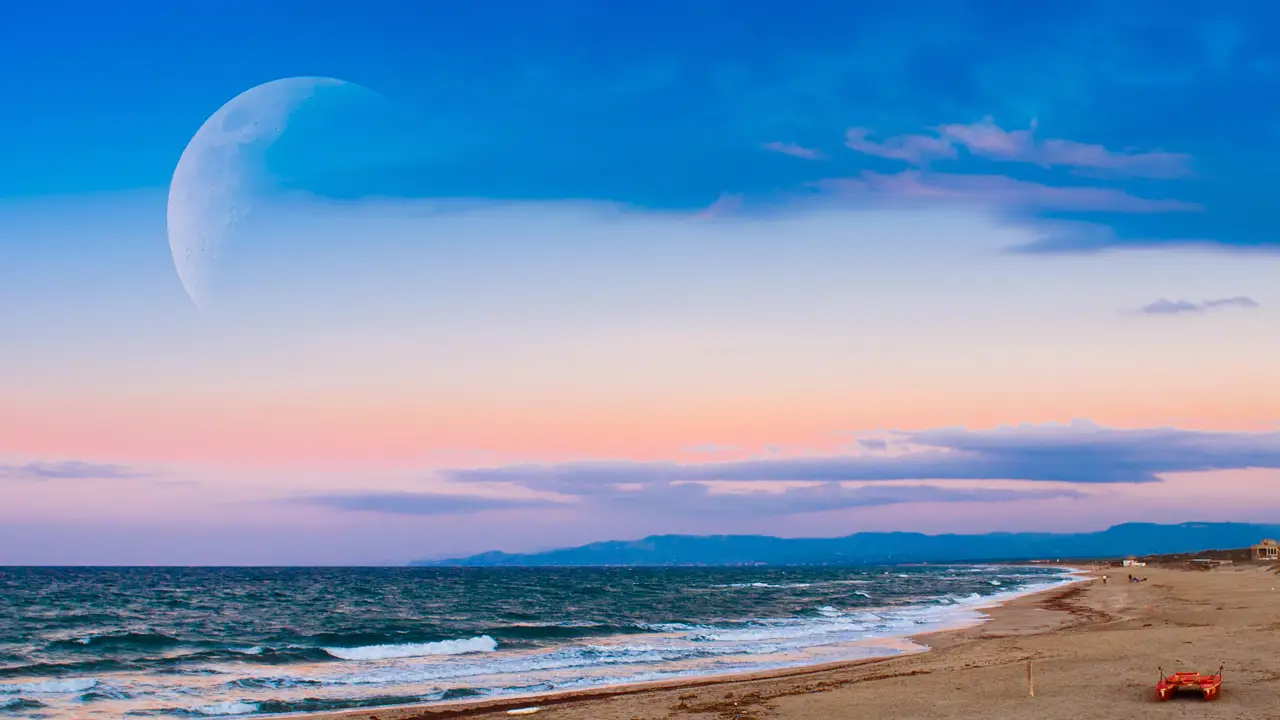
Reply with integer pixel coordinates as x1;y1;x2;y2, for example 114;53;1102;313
294;567;1093;720
316;563;1280;720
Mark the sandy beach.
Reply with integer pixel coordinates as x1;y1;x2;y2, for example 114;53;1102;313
301;564;1280;720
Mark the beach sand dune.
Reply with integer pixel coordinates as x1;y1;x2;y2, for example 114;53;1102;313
311;566;1280;720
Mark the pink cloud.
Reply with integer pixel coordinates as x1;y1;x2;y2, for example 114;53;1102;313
693;192;744;220
935;117;1034;159
819;170;1203;213
762;141;825;160
1036;138;1191;178
845;117;1192;178
844;128;956;163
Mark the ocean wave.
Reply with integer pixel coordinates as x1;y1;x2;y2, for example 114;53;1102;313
710;582;812;589
193;700;258;716
638;622;700;633
168;692;467;717
55;632;182;651
300;584;1082;689
0;678;98;695
237;643;719;691
319;643;723;686
323;635;498;660
222;646;337;665
227;676;323;691
0;658;127;679
250;693;446;715
79;688;133;703
437;687;489;701
686;613;883;644
304;614;922;688
293;629;456;649
482;623;646;642
0;566;1080;718
0;697;44;711
0;647;334;681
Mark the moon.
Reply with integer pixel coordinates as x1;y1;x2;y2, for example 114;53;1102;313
166;77;378;311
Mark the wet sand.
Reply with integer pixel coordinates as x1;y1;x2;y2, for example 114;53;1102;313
307;565;1280;720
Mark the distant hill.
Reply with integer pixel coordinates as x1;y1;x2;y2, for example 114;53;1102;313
414;522;1280;567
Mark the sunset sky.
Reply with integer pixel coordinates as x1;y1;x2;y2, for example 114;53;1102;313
3;1;1280;564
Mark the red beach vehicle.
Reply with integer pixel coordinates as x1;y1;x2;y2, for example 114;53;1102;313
1155;666;1223;701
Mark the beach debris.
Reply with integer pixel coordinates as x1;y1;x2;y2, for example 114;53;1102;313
506;707;541;715
1027;659;1035;697
1155;665;1222;701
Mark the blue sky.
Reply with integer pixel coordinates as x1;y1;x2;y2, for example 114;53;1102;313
5;1;1279;250
3;1;1280;563
3;2;1276;207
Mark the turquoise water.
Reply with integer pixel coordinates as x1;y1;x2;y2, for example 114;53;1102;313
0;565;1075;718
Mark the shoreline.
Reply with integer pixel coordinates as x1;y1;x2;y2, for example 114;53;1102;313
295;567;1093;720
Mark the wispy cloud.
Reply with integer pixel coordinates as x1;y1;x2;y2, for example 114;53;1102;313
0;461;147;481
844;128;954;164
441;422;1280;489
940;118;1192;177
306;423;1195;519
845;117;1192;178
819;171;1201;214
693;192;743;220
302;483;1077;519
294;491;559;516
575;482;1081;517
1141;296;1260;315
762;141;825;160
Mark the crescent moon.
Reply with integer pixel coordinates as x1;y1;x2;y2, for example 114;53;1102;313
166;76;367;311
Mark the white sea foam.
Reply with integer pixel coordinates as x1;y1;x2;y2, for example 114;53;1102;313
323;635;498;660
272;568;1090;691
510;621;608;628
10;566;1083;719
712;582;812;589
290;576;1083;692
194;700;259;715
638;622;699;632
0;678;98;694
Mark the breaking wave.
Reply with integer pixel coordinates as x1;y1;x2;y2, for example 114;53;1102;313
0;564;1081;718
322;635;498;660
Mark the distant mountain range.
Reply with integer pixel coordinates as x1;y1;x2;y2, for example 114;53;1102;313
415;522;1280;567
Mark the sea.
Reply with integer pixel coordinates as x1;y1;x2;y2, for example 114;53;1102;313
0;565;1079;718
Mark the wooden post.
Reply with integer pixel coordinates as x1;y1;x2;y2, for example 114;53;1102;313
1027;660;1035;697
